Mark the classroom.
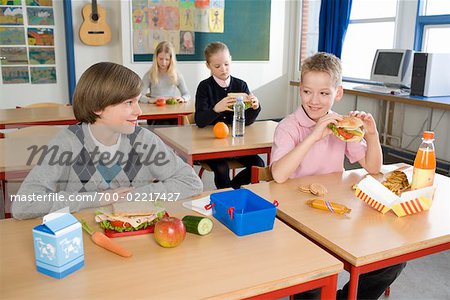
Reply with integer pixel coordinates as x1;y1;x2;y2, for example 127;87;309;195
0;0;449;299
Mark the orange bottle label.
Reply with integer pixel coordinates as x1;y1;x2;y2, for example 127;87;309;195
413;149;436;169
411;168;435;190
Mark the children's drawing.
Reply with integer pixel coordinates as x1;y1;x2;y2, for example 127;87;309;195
27;27;54;46
26;0;53;6
0;47;28;65
133;28;150;54
27;7;54;25
194;8;209;32
0;0;22;5
2;66;29;83
30;66;56;84
148;5;164;30
0;6;23;25
163;30;180;53
209;8;223;33
28;47;55;64
195;0;209;8
163;6;179;30
211;0;224;8
0;27;25;45
180;7;194;31
180;30;194;54
132;7;147;30
151;29;163;51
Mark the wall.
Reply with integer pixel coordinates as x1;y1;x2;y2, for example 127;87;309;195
0;0;68;108
1;0;296;120
120;0;296;120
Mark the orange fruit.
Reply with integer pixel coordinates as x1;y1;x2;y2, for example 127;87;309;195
213;122;229;139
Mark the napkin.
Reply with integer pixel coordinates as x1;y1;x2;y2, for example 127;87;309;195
182;196;212;216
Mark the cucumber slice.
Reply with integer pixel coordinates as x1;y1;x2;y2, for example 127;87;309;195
182;216;214;236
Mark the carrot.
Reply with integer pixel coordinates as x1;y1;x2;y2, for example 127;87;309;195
80;219;132;258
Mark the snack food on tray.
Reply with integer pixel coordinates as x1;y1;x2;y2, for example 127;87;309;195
382;170;410;195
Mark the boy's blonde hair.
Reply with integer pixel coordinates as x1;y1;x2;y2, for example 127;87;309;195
204;42;230;64
150;41;178;85
73;62;143;124
301;52;342;87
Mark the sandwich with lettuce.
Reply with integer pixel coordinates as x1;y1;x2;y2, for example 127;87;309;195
328;115;365;142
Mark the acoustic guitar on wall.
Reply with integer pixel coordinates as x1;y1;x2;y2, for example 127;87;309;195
79;0;112;46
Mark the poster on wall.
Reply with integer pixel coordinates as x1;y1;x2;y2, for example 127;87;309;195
131;0;224;59
27;7;54;25
0;0;56;84
0;6;24;25
0;46;28;64
30;66;56;83
0;26;25;44
2;66;29;83
28;47;54;64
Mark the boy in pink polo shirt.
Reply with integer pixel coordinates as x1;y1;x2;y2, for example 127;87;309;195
271;53;405;299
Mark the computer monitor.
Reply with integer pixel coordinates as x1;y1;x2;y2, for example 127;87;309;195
370;49;414;88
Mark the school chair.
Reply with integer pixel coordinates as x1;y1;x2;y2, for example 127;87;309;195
1;125;63;218
182;113;244;179
16;102;70;108
251;166;273;184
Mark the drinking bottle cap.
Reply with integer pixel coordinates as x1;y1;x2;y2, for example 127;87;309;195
423;131;434;140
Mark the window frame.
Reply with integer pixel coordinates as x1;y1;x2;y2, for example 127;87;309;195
414;7;450;51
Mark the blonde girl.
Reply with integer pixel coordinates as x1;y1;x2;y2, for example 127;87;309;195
140;41;190;103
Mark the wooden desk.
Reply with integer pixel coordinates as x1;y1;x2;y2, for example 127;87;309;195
290;80;450;110
0;195;343;299
245;164;450;299
154;121;278;165
0;102;194;129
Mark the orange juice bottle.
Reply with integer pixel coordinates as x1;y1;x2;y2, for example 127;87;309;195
411;131;436;190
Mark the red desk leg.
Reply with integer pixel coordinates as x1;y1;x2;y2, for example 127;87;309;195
320;274;338;299
177;116;183;125
348;265;360;300
244;274;338;300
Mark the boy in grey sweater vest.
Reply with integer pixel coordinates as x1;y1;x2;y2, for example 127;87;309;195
12;62;202;219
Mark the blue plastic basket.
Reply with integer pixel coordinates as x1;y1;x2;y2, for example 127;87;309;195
209;189;277;236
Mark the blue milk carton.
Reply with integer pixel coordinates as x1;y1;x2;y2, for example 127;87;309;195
32;210;84;279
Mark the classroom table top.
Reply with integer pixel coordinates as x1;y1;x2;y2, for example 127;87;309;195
153;120;278;156
0;126;62;176
0;102;195;128
245;164;450;266
0;193;343;299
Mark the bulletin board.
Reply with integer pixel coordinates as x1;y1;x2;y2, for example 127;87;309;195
0;0;57;84
133;0;271;62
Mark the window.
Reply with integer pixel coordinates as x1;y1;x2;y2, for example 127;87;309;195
341;0;398;80
415;0;450;52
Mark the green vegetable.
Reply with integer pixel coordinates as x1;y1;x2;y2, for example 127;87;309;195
166;98;178;105
182;215;214;236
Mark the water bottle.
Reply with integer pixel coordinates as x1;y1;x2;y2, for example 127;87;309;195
411;131;436;190
232;96;245;137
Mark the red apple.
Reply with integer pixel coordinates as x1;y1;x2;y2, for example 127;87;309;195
155;98;166;106
154;217;186;248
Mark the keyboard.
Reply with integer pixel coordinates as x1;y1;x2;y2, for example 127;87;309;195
353;84;409;95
